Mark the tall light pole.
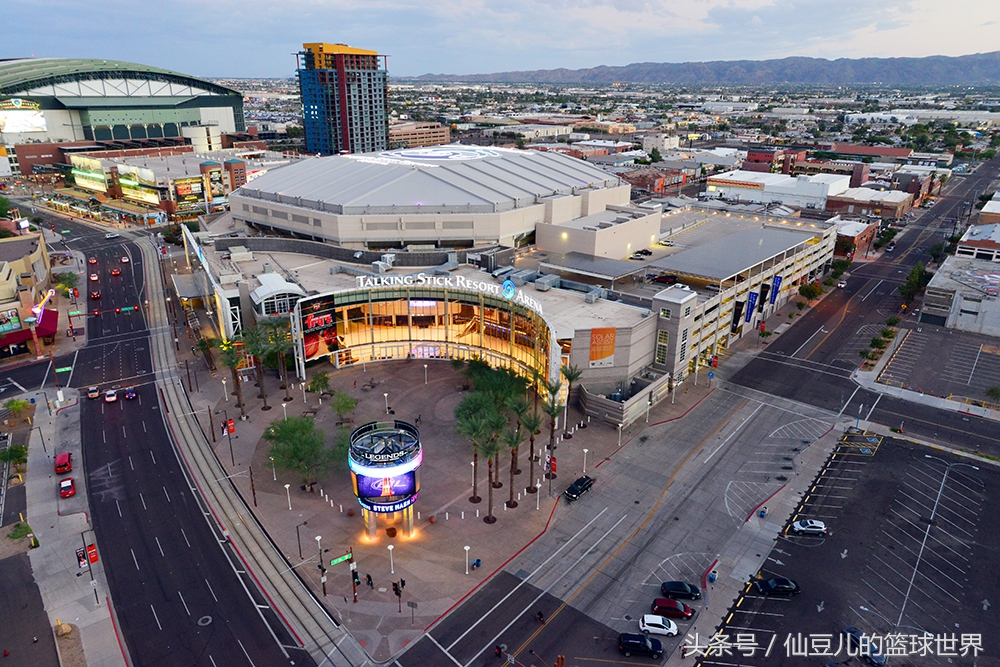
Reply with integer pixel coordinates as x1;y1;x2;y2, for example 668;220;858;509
617;423;623;448
535;482;542;510
284;483;292;511
269;456;276;481
582;449;588;474
423;364;428;385
383;392;389;415
282;402;287;420
222;376;229;402
387;544;394;574
464;545;470;575
316;536;326;596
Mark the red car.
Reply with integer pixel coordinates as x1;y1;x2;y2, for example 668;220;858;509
650;598;694;620
88;257;98;265
110;267;121;276
59;478;76;498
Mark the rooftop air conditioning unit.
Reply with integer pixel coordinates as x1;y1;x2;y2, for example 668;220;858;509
372;261;390;274
381;254;396;267
262;262;273;273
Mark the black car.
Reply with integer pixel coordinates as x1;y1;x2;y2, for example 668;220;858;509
638;248;653;256
755;577;801;595
618;632;662;659
843;626;887;666
563;475;594;501
660;581;701;600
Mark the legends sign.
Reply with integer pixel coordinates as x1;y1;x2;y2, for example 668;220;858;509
355;273;544;316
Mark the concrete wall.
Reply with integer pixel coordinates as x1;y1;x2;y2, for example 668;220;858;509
535;210;661;259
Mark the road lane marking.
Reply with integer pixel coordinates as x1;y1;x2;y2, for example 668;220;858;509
155;537;165;557
139;493;146;511
7;377;24;392
426;633;463;667
704;403;764;464
163;486;170;503
862;279;884;301
443;507;611;650
181;528;191;548
150;604;162;630
237;639;257;667
178;591;191;616
792;327;828;358
131;549;139;571
205;579;218;602
837;386;861;416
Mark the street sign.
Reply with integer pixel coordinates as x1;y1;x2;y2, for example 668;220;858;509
86;544;99;564
55;367;73;373
330;553;352;566
76;548;87;569
68;311;82;316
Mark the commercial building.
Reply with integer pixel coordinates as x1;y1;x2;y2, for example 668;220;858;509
705;170;850;209
388;122;451;148
743;147;807;174
298;43;389;155
835;219;878;259
0;234;55;360
641;134;680;153
618;167;686;194
921;256;1000;335
979;193;1000;225
956;223;1000;261
0;58;245;175
229;145;627;250
825;188;913;220
482;124;573;139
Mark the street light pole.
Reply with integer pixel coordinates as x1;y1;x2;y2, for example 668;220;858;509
316;536;326;596
387;544;394;574
269;456;276;481
282;402;287;420
384;392;389;415
215;409;235;467
583;448;588;474
285;483;292;511
617;423;623;447
464;545;470;575
222;377;229;402
423;364;428;385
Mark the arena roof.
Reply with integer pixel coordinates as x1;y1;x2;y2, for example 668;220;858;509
236;145;622;216
0;58;241;98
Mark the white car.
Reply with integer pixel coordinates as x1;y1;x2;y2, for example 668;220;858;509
105;233;120;240
639;614;678;637
837;280;847;288
103;389;118;403
791;519;827;535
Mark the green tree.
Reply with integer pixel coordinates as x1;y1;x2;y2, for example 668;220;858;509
196;337;217;372
648;147;662;163
261;317;294;402
502;427;522;508
330;391;358;424
480;434;502;524
0;196;10;219
241;325;271;411
308;371;329;394
264;416;337;485
217;339;248;419
560;364;583;429
506;396;531;475
985;386;1000;407
798;283;824;301
52;272;79;296
3;398;30;423
521;411;544;495
0;444;27;473
541;379;564;491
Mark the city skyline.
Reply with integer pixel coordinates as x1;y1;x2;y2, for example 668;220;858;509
5;0;1000;79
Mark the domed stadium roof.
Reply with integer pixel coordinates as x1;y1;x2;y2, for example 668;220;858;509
0;57;241;98
238;145;622;215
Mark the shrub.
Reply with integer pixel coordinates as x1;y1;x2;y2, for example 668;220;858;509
796;302;806;311
871;337;887;349
880;328;895;338
886;316;901;327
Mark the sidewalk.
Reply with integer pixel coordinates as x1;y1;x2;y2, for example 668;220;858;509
25;388;129;667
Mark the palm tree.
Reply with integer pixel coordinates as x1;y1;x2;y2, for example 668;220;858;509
196;337;217;372
456;413;487;504
542;379;563;489
521;411;543;495
217;338;248;419
480;436;502;524
261;317;293;402
241;325;271;411
507;396;530;475
502;427;521;508
560;364;583;432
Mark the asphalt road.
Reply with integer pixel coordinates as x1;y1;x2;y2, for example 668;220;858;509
17;212;312;667
731;158;1000;457
0;553;60;666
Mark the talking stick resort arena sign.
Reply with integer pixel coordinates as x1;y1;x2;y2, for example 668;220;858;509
355;273;544;315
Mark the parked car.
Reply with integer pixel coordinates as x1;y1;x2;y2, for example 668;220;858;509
629;253;646;260
659;239;674;247
885;243;896;252
563;475;594;502
639;614;678;637
618;633;662;659
755;577;801;595
650;598;694;619
59;478;76;498
790;519;827;535
650;274;678;285
660;581;701;600
638;248;653;256
843;626;888;666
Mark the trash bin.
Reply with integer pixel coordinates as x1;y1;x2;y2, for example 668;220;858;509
759;506;768;518
708;571;717;583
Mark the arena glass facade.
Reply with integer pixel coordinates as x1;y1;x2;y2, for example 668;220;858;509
291;286;554;382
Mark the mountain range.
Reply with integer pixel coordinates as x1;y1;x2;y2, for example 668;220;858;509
412;52;1000;86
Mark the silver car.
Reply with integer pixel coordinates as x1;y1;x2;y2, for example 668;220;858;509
791;519;827;535
639;614;678;637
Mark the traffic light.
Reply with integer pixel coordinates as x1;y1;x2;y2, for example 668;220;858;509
399;578;405;590
72;288;79;298
227;419;235;434
555;656;566;667
392;582;400;597
352;570;360;586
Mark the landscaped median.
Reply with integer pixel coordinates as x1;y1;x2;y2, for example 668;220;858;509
861;316;902;372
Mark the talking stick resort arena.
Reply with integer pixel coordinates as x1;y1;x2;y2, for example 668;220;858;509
188;145;838;425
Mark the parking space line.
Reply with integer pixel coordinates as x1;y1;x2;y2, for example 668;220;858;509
864;560;910;596
720;625;776;634
896;490;934;513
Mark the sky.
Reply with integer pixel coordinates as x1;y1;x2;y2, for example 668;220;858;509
6;0;1000;79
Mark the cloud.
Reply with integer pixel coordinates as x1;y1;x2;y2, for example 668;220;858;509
3;0;999;77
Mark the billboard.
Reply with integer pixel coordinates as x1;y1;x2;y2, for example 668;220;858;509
0;309;22;334
298;294;342;362
118;164;160;205
0;110;47;134
208;168;225;198
353;471;417;499
589;328;616;368
174;176;205;211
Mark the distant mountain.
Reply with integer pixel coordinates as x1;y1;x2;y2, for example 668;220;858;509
412;52;1000;85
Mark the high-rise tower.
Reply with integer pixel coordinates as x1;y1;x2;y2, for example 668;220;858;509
297;42;389;155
